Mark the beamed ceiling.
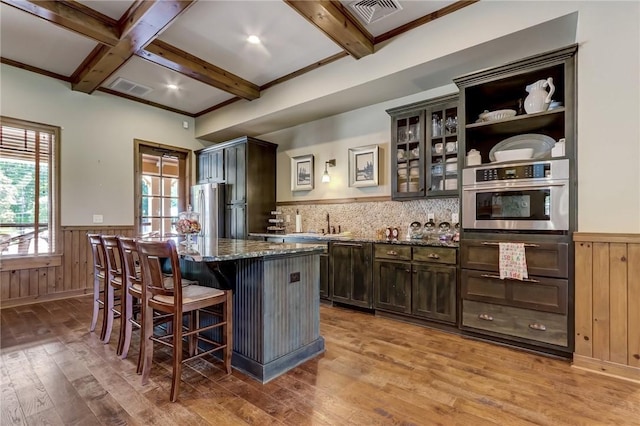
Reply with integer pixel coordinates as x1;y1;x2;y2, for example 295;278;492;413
0;0;478;117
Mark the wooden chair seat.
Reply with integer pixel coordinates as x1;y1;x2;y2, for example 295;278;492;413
137;238;232;402
150;285;225;306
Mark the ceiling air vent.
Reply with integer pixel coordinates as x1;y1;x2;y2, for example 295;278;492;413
108;77;152;97
348;0;402;24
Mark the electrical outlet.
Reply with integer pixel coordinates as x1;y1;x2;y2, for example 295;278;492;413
452;213;459;224
427;213;435;221
92;214;103;224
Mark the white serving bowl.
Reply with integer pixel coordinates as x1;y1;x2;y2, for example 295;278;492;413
494;148;534;162
479;109;517;122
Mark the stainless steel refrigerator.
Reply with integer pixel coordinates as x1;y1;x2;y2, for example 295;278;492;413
191;183;225;239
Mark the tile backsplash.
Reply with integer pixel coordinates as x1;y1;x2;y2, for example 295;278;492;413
272;198;459;238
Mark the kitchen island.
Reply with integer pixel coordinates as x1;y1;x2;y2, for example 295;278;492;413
179;238;326;383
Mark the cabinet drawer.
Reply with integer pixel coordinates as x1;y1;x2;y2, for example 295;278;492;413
461;239;568;278
412;246;456;265
462;300;568;347
374;244;411;261
461;270;567;314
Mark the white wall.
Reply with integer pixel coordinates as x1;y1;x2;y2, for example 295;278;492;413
0;64;204;226
262;85;458;202
258;1;640;233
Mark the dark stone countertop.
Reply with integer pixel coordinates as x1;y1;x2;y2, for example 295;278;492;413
181;237;326;262
248;233;459;249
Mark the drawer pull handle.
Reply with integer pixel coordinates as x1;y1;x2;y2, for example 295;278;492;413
529;323;547;331
481;241;540;248
478;313;494;321
480;273;540;284
387;250;398;256
428;253;440;259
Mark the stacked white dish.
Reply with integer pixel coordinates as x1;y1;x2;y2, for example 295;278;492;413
489;133;555;162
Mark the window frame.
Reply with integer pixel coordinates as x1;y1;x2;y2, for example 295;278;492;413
133;139;192;237
0;116;61;259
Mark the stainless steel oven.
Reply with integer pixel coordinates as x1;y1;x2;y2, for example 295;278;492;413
461;159;569;231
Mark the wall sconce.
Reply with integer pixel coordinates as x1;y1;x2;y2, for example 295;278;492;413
322;159;336;183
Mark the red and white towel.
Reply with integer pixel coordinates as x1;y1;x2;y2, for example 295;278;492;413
499;242;528;280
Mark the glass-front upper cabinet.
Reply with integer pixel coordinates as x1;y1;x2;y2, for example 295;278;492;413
388;108;426;199
387;94;459;201
427;98;459;196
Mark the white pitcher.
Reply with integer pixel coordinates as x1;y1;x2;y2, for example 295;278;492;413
524;77;555;114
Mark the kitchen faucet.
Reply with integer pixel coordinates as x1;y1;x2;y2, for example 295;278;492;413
326;213;330;235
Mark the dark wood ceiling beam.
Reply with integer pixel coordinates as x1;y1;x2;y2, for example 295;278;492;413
72;0;195;94
375;0;480;44
1;0;120;46
139;40;260;101
284;0;374;59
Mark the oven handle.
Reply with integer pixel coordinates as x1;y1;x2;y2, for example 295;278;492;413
480;273;540;283
462;181;568;191
481;241;540;248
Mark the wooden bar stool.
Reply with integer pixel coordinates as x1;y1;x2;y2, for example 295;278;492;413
116;236;144;370
136;238;232;402
100;235;123;345
87;233;107;340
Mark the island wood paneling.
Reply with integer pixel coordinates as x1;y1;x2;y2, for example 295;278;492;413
573;232;640;383
0;226;134;308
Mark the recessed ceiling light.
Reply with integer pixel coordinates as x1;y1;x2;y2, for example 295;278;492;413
167;84;178;90
247;35;261;45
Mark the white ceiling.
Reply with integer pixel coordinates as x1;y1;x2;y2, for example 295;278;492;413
0;0;455;116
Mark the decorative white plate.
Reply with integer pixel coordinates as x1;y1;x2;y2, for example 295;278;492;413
479;109;517;122
489;133;555;162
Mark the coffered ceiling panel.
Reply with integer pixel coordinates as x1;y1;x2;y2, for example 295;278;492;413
103;56;234;114
0;3;97;76
1;0;474;123
158;1;343;85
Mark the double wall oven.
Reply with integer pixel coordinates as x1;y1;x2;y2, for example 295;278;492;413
459;159;573;357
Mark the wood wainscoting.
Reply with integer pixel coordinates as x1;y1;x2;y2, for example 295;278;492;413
573;232;640;383
0;226;134;308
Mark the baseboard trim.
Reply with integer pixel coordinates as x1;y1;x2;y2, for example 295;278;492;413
572;354;640;384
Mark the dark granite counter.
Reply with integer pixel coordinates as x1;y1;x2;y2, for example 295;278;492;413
248;233;459;248
183;237;326;262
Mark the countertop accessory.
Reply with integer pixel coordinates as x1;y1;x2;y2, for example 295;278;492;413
489;133;555;162
479;109;517;122
551;138;566;157
548;100;563;110
408;221;422;239
175;206;201;253
524;77;555;114
494;148;534;163
295;209;302;233
467;149;482;166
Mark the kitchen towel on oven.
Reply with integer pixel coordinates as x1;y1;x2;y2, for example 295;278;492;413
499;242;528;280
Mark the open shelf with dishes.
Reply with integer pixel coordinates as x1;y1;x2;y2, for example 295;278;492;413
455;46;577;167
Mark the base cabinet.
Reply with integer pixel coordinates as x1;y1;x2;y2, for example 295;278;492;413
330;242;373;309
412;263;456;323
374;244;457;325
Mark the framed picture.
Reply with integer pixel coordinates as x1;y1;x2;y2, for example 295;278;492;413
349;145;379;187
291;154;314;191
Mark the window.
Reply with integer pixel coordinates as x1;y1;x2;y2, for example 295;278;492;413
0;117;60;256
134;140;191;237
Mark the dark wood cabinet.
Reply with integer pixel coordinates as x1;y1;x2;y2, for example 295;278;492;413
386;94;459;200
412;263;456;323
373;243;457;324
196;136;277;239
374;260;411;314
319;253;329;300
330;241;373;309
197;149;224;183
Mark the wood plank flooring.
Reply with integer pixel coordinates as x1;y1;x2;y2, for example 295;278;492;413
1;295;639;425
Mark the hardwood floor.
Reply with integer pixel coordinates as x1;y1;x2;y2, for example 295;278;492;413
1;296;639;425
